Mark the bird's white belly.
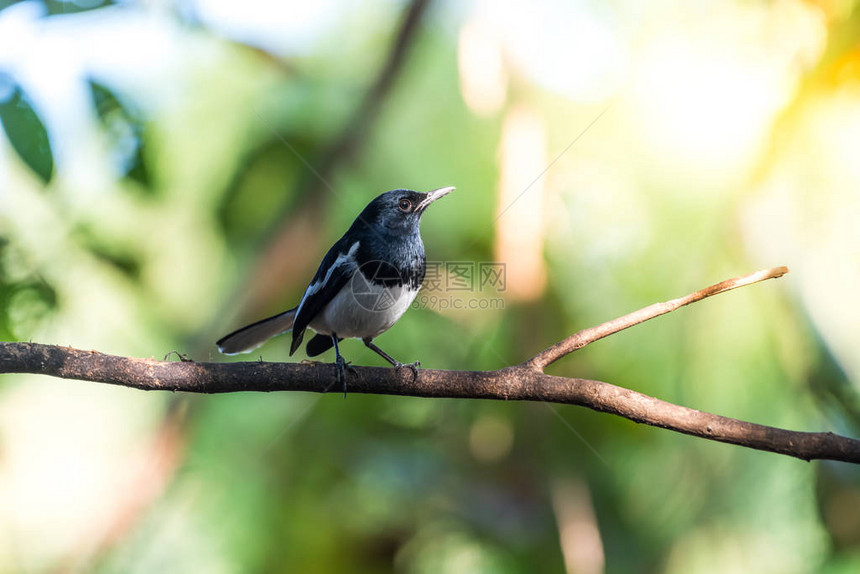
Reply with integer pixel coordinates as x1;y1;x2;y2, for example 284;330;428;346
309;274;418;339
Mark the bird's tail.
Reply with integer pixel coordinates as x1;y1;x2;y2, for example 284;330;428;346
216;308;297;355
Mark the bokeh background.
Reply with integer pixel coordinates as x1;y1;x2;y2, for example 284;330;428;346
1;0;860;572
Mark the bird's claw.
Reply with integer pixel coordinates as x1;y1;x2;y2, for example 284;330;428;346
335;356;356;398
395;360;421;381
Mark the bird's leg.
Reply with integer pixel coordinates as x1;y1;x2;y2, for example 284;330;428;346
331;334;355;398
362;338;420;380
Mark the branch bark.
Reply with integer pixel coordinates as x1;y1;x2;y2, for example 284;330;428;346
1;267;858;464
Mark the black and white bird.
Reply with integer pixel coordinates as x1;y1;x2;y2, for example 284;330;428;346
216;186;454;391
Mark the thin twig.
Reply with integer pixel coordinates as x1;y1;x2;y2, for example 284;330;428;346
524;266;789;371
267;0;432;231
308;0;432;185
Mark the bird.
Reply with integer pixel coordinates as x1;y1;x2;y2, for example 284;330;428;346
216;186;454;393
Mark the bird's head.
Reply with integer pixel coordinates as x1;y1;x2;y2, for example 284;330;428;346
359;187;454;236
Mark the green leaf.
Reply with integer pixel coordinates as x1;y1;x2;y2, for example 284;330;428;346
42;0;115;16
1;1;115;17
0;75;54;184
0;1;24;13
88;79;152;190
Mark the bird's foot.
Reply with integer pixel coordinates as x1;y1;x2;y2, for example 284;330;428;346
335;355;356;398
301;359;325;365
394;360;421;381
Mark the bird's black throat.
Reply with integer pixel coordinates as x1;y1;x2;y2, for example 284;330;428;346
355;231;426;290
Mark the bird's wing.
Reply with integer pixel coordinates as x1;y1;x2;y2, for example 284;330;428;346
290;240;360;355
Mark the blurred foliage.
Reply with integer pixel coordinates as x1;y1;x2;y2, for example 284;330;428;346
0;0;115;15
0;74;53;183
1;0;860;573
88;80;151;190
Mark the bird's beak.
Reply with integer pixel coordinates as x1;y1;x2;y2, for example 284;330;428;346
417;186;455;212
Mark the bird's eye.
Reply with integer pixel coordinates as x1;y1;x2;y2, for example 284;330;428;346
398;199;412;212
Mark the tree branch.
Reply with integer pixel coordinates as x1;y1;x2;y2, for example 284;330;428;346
1;267;857;464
